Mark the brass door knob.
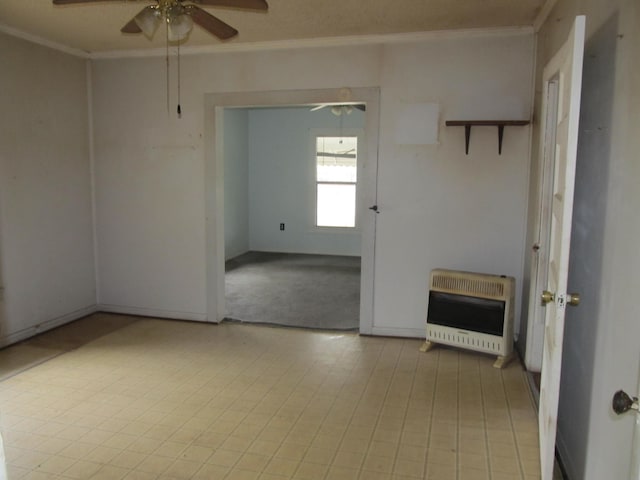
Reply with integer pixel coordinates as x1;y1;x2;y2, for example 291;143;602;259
568;293;581;306
541;290;555;304
612;390;639;415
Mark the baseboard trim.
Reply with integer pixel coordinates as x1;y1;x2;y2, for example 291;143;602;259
0;304;98;348
98;304;209;323
370;326;425;338
1;307;425;348
555;428;574;480
525;371;541;408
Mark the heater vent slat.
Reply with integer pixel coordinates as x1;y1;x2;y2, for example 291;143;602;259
431;271;507;299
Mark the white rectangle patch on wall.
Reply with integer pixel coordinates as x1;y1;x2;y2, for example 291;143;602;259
394;103;440;145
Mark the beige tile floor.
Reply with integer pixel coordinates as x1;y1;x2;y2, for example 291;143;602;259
0;314;546;479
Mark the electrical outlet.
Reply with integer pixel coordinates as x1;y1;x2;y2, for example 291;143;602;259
280;223;285;231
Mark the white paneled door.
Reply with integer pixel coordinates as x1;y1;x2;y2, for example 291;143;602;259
537;16;585;480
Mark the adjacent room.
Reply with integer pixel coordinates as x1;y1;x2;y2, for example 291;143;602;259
223;106;364;331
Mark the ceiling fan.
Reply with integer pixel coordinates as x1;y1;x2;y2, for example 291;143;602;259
52;0;268;41
311;104;366;116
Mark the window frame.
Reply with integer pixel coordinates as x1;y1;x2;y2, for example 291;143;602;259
310;128;364;231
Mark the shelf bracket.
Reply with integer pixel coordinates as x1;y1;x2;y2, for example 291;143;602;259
465;125;471;155
445;120;530;155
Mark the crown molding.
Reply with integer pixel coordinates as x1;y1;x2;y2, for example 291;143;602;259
0;22;534;60
92;26;533;59
0;23;90;58
534;0;560;32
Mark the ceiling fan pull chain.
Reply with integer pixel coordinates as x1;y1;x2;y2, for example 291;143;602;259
166;20;170;116
177;41;182;119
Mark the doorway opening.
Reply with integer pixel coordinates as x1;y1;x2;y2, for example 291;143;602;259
222;105;365;330
204;88;381;334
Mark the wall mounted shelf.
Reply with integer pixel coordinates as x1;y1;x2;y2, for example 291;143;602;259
445;120;530;155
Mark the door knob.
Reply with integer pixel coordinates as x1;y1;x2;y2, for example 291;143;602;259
612;390;639;415
567;293;580;306
368;205;379;213
541;290;555;304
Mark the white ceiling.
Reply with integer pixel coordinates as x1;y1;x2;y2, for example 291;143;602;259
0;0;545;54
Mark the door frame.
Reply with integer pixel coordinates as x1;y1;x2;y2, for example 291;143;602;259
203;88;381;333
525;77;561;373
633;355;640;479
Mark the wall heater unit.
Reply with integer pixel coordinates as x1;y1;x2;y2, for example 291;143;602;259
421;269;515;368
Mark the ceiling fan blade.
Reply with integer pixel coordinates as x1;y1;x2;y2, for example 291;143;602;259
121;16;142;34
53;0;116;4
185;5;238;40
311;104;366;112
189;0;268;10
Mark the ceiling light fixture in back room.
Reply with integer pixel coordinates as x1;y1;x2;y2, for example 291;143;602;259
53;0;269;117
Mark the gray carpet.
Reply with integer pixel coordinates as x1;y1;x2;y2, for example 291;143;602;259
225;251;361;330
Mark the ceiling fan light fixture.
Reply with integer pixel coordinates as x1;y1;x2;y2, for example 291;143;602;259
134;6;161;39
329;105;353;116
168;13;194;42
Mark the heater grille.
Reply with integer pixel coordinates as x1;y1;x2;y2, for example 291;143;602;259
426;327;504;354
431;270;507;300
425;269;515;363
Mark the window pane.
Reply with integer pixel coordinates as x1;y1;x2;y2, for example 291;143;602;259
317;165;356;182
316;136;357;182
317;184;356;227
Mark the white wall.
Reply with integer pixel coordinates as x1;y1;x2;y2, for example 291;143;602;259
92;58;207;320
91;32;534;335
372;36;533;336
247;107;364;256
224;109;250;260
529;1;640;478
0;33;96;346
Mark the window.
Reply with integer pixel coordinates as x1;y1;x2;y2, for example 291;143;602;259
315;136;358;228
